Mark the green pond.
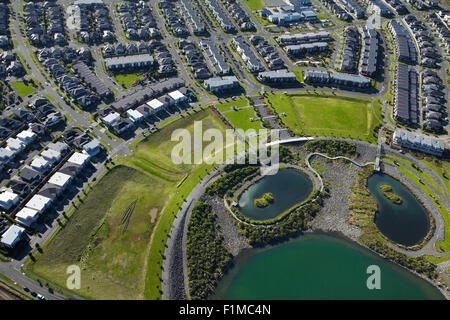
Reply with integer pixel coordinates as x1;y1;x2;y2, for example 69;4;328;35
212;234;444;300
367;173;430;247
238;168;313;221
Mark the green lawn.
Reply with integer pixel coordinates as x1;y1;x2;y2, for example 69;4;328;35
213;98;248;112
266;93;379;143
11;81;36;97
222;107;263;131
30;108;234;300
113;73;143;89
317;13;328;20
242;0;264;11
292;70;304;83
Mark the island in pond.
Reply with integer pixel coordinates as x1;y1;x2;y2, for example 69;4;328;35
253;192;274;208
379;184;403;205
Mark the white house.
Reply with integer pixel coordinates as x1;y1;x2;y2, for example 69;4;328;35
16;130;37;146
0;191;19;211
147;99;165;111
41;148;62;164
25;194;52;214
30;156;51;174
168;90;186;104
0;148;15;163
101;112;121;127
67;152;90;169
0;225;25;248
83;139;101;157
15;207;40;228
6;138;25;153
127;109;144;123
48;172;72;190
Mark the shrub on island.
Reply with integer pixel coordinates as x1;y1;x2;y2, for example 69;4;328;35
379;184;403;205
253;192;274;208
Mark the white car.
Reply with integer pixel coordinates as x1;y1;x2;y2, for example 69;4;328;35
37;294;45;300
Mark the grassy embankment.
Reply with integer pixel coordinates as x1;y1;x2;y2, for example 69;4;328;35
382;156;450;252
30;109;235;299
265;93;380;143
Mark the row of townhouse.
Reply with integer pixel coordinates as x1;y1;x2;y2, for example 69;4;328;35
101;89;190;134
278;31;332;46
404;15;440;68
421;69;447;133
393;129;446;157
427;13;450;56
117;1;158;41
38;46;92;65
23;1;66;47
304;69;371;88
340;27;360;74
392;64;418;125
103;42;152;57
43;58;98;108
222;0;255;31
338;0;365;19
232;36;265;73
285;42;329;57
0;3;10;48
111;77;187;114
319;0;352;22
159;1;189;37
0;150;92;249
204;0;236;33
387;20;417;65
179;0;206;35
199;39;231;76
179;40;211;80
70;0;114;44
250;36;285;70
359;27;380;78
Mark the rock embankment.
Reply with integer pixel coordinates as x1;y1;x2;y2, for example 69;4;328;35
310;158;361;240
205;195;251;256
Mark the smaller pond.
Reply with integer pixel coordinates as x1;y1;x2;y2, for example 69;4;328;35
238;168;313;221
367;173;430;247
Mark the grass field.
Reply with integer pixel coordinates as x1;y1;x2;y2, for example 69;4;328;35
266;93;379;143
11;81;36;97
29;165;167;299
242;0;264;11
30;108;234;299
113;73;143;89
213;98;248;112
222;107;263;131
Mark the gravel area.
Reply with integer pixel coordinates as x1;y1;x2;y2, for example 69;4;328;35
310;158;361;240
205;195;251;256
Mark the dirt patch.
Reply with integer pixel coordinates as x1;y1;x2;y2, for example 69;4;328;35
149;208;158;224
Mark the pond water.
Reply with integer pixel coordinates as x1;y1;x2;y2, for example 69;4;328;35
212;234;443;300
367;173;430;246
237;168;313;221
